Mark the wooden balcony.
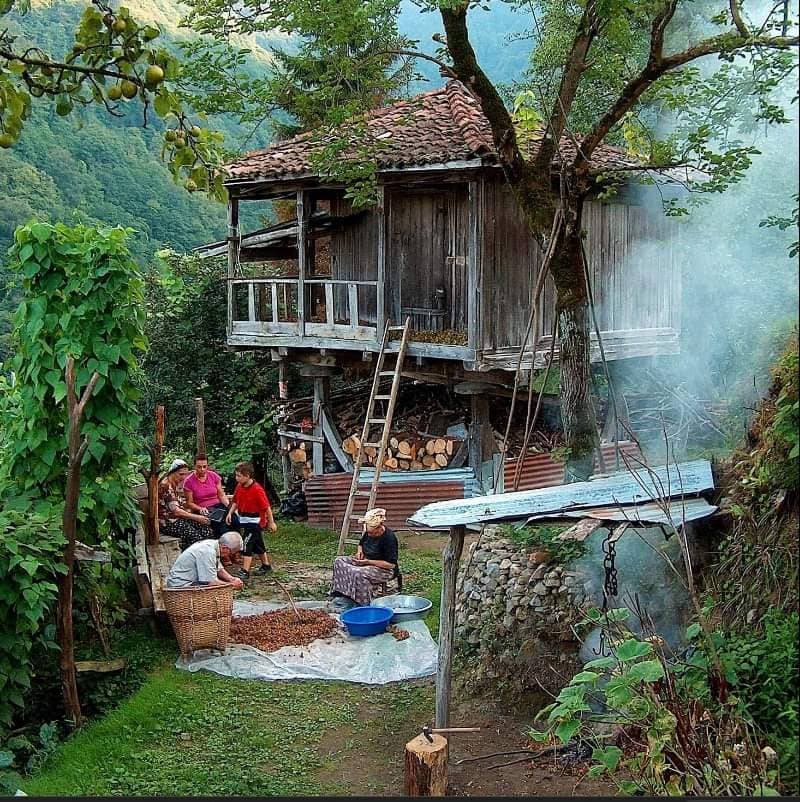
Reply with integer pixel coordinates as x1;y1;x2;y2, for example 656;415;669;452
227;277;475;361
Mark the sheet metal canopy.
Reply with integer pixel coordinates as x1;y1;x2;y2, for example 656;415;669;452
407;459;714;528
525;497;718;527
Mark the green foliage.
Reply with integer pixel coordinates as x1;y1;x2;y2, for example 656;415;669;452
3;221;146;540
0;0;226;196
536;606;785;795
140;250;283;471
0;508;64;733
500;522;585;565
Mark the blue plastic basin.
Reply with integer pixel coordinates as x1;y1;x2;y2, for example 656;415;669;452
340;605;394;637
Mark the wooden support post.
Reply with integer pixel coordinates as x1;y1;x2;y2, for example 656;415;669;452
279;434;291;495
465;394;494;493
195;397;206;457
147;405;165;546
227;197;239;338
376;185;386;335
278;359;289;400
435;524;465;729
467;180;480;352
297;190;308;337
404;734;448;796
312;376;328;476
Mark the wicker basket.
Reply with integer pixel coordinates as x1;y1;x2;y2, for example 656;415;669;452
163;584;235;656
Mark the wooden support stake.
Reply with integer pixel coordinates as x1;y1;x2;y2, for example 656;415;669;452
147;405;165;546
195;397;206;457
404;733;448;796
435;525;465;729
57;357;100;730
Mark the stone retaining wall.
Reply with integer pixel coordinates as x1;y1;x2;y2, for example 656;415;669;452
454;525;590;700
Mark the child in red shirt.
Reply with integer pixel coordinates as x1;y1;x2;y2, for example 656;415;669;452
225;461;277;580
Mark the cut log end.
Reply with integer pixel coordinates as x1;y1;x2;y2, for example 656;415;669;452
404;733;448;797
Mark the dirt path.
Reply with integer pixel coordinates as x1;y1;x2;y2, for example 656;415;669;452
315;688;614;797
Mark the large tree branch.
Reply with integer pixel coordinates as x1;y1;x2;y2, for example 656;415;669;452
534;0;603;174
439;3;527;185
730;0;751;37
577;13;799;171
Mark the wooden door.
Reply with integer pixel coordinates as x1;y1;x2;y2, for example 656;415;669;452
387;187;468;333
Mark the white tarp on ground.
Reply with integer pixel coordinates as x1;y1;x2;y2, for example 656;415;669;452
175;599;438;685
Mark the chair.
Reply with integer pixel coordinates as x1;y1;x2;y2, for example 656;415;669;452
375;564;404;597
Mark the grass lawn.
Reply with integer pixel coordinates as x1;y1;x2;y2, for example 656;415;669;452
23;523;443;796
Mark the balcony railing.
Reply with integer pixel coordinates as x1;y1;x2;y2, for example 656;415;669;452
230;277;378;340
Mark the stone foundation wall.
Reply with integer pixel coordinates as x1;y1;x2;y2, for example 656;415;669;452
454;525;588;700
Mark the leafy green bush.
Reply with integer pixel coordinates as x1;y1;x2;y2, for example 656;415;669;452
535;607;784;796
3;221;147;540
0;221;149;743
0;509;64;730
720;610;799;790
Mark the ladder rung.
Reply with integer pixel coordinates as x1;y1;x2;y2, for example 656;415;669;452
374;395;391;400
368;418;386;424
344;538;361;545
362;441;382;448
379;371;395;376
353;490;371;497
388;326;406;331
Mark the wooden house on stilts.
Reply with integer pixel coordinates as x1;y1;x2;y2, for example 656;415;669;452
201;81;681;527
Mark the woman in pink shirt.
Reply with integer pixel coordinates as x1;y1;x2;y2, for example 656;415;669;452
183;454;237;537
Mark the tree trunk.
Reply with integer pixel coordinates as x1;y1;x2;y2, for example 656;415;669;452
550;194;597;482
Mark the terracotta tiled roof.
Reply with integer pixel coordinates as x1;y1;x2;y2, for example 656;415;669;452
224;81;638;183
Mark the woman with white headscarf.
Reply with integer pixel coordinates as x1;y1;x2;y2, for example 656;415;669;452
158;459;214;550
330;508;398;605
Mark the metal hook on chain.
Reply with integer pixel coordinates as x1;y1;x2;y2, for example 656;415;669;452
593;528;620;655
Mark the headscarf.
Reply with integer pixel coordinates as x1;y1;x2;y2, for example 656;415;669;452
167;458;188;475
358;508;387;529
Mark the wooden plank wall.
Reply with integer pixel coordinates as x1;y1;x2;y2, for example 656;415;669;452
480;177;680;352
330;196;380;324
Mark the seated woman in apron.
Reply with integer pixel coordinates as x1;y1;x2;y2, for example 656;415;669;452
159;459;214;550
330;508;398;605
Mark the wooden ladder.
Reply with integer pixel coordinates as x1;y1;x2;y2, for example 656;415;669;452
337;318;412;554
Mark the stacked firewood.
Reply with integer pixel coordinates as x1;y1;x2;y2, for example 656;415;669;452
341;433;460;471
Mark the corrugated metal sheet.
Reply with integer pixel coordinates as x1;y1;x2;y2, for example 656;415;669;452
359;467;481;498
503;441;644;492
305;472;467;532
408;459;715;528
526;497;718;527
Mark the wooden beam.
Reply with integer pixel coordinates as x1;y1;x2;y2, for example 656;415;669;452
148;406;165;546
75;658;126;673
277;429;324;444
227;198;239;339
376;185;386;335
321;406;353;473
279;433;291;494
312;376;327;475
74;542;111;563
296;190;307;337
436;525;465;729
467;179;480;353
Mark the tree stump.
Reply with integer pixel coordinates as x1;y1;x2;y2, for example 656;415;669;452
404;733;448;796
